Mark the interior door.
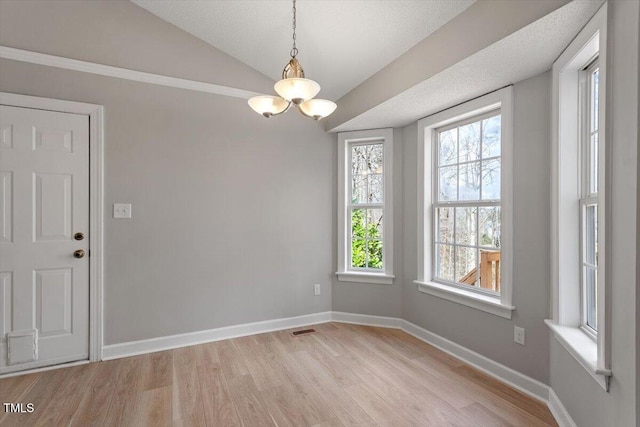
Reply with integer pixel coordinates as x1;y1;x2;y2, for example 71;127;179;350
0;105;89;374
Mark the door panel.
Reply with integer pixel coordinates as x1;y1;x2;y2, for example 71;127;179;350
0;272;12;342
34;128;73;152
35;268;72;337
35;173;73;241
0;125;12;149
0;105;89;374
0;171;12;243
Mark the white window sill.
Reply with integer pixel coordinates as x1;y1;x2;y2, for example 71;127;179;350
414;280;514;319
336;272;395;285
544;320;611;391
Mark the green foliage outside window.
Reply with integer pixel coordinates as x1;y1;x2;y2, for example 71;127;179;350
351;209;383;269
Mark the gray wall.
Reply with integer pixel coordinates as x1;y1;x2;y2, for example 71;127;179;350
401;72;552;384
549;1;638;425
0;0;335;345
331;128;404;318
0;0;272;95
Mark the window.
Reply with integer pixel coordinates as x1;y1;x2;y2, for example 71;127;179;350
337;129;394;284
434;112;502;296
349;142;384;270
415;88;514;319
547;4;610;391
580;60;599;335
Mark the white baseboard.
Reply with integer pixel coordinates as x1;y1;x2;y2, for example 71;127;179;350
331;311;402;328
399;320;550;403
102;311;332;360
547;388;577;427
103;311;401;360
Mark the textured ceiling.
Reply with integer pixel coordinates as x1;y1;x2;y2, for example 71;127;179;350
331;0;604;132
130;0;475;101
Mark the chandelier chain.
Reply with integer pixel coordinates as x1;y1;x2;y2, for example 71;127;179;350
290;0;298;57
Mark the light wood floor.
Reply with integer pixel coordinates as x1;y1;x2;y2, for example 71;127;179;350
0;322;557;426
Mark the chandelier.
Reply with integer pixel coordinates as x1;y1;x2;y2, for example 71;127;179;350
248;0;337;121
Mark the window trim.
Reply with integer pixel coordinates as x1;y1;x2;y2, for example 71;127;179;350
414;87;514;318
336;129;394;285
548;4;611;391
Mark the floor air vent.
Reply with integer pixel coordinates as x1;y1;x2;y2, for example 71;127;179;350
291;328;316;336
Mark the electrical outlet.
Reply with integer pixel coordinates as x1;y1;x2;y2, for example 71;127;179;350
113;203;132;219
314;284;321;296
514;326;525;345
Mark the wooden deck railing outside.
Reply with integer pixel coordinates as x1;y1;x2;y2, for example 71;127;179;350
458;250;500;292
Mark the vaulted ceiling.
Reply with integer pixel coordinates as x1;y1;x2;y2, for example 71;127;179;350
131;0;476;101
131;0;604;131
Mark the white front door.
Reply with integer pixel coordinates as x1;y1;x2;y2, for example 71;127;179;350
0;105;89;374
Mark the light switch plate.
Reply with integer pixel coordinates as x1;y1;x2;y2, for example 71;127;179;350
113;203;132;219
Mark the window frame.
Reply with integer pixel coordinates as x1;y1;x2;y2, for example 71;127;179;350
347;140;385;272
432;109;503;298
415;87;514;319
579;58;600;338
336;129;394;285
547;4;611;391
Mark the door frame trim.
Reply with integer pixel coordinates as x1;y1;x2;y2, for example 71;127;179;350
0;92;104;362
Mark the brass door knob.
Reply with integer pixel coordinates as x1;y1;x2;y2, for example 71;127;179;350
73;249;85;259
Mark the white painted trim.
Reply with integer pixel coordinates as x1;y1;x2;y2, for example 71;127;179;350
336;128;394;282
550;4;611;385
331;311;402;328
0;46;262;100
1;92;102;115
545;320;610;390
547;388;577;427
335;272;395;285
400;319;549;403
416;87;514;315
414;280;514;319
88;106;104;362
103;311;332;360
0;92;105;364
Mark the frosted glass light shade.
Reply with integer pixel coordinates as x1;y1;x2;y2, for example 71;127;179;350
298;99;337;120
274;78;320;104
247;96;290;118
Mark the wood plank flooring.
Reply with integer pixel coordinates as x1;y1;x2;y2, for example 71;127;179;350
0;323;557;426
